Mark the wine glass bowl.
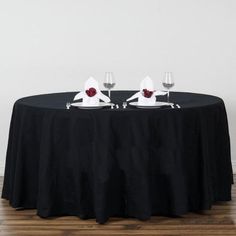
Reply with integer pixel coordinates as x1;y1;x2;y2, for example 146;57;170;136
104;72;115;98
162;72;174;102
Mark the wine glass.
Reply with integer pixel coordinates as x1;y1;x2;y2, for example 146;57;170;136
104;72;115;98
162;72;174;102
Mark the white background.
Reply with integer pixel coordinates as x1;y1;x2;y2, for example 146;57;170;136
0;0;235;175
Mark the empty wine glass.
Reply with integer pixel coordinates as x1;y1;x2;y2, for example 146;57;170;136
162;72;174;102
104;72;115;98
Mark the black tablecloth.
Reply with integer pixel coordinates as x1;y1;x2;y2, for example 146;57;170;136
2;91;233;223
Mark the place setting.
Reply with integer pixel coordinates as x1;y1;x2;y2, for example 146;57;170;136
66;72;181;110
66;76;114;110
126;75;179;109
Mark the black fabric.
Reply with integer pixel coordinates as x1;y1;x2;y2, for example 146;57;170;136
2;91;233;223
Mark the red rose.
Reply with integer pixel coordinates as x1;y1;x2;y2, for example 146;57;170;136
142;89;154;98
86;87;97;97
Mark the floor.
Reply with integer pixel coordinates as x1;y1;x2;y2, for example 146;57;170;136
0;176;236;236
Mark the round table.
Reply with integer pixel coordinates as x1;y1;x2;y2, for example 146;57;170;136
2;91;233;224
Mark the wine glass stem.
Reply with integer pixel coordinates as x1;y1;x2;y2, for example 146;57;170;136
167;90;170;102
108;89;111;98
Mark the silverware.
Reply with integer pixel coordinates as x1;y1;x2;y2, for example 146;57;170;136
66;102;71;110
176;104;181;108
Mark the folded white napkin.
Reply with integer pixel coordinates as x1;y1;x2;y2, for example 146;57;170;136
73;77;110;106
126;76;167;105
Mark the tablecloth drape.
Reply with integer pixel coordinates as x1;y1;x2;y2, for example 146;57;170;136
2;91;233;223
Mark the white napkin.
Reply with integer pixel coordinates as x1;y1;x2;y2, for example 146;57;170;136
126;76;167;105
73;77;110;106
